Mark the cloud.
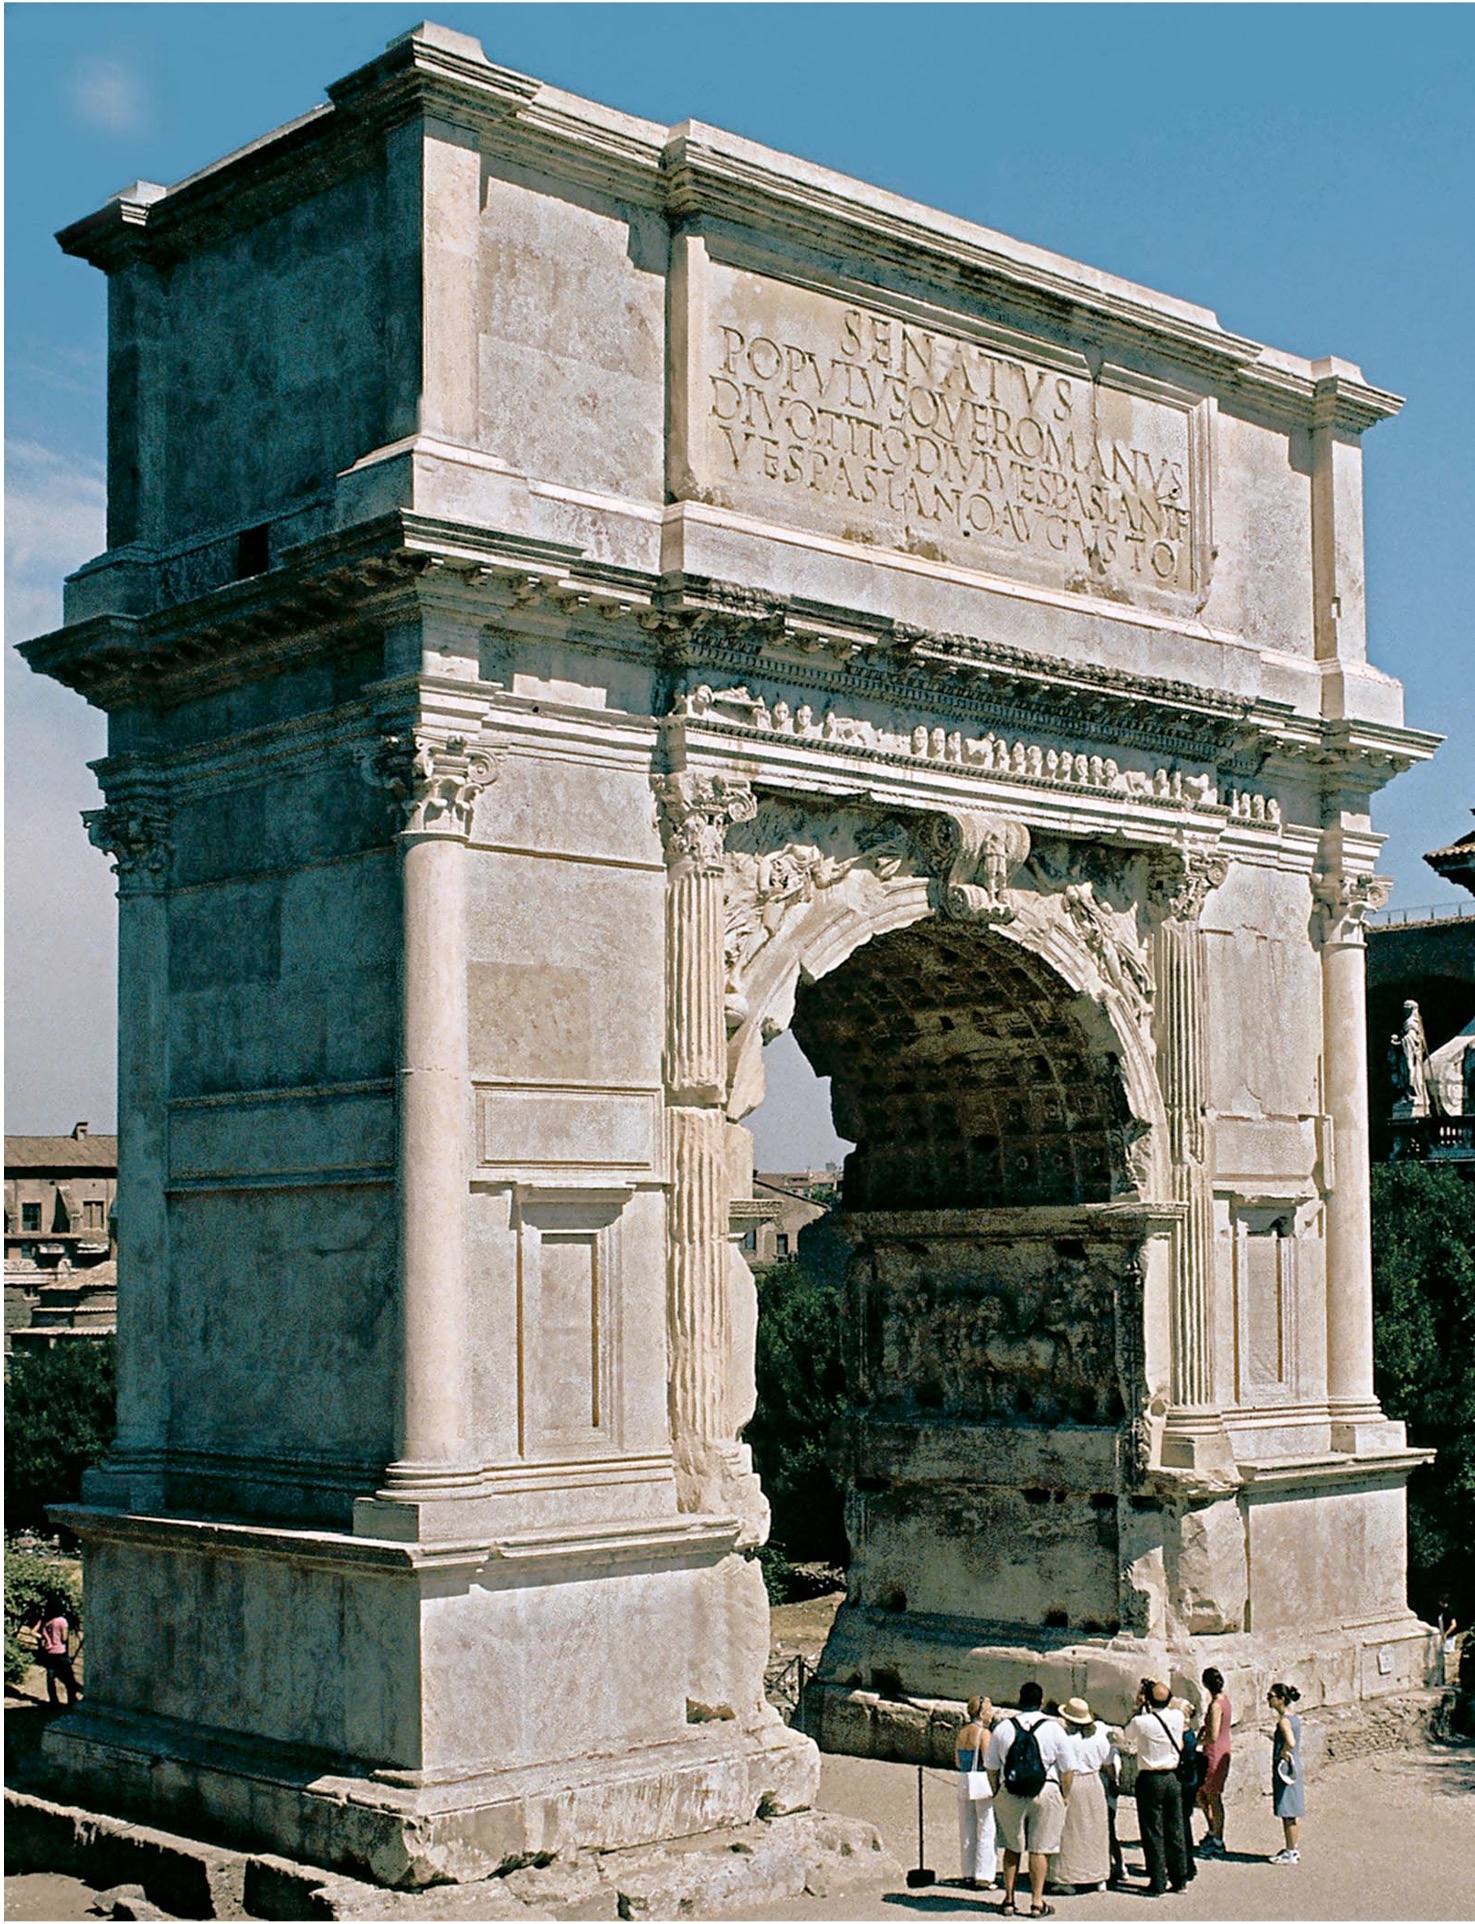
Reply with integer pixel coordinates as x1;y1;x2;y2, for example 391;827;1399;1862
4;438;107;642
69;57;146;135
5;439;114;1132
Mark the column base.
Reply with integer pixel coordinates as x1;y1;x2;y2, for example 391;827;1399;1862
675;1442;770;1547
80;1452;167;1515
1158;1408;1239;1479
1329;1405;1408;1453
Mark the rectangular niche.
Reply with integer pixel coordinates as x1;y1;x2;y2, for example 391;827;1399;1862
1229;1200;1301;1403
514;1187;630;1459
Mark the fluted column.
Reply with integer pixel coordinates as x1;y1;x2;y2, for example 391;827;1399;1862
365;728;498;1512
82;773;173;1511
1314;868;1403;1452
1151;849;1234;1474
654;771;757;1517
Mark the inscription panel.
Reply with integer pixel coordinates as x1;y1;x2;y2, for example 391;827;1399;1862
698;267;1209;609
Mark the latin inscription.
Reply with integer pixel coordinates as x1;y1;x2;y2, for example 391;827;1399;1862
704;282;1198;597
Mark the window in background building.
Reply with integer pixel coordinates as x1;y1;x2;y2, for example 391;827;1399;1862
21;1203;41;1231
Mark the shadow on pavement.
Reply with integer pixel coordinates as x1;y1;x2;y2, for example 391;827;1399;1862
882;1895;999;1914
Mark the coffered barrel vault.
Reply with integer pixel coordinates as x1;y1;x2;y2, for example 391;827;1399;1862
25;20;1438;1883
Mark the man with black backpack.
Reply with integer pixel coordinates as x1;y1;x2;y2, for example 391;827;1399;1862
985;1682;1076;1917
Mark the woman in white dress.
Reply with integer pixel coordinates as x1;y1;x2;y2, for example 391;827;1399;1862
1051;1698;1112;1891
955;1695;998;1890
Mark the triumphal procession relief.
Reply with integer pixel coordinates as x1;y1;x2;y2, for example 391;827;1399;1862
24;22;1440;1886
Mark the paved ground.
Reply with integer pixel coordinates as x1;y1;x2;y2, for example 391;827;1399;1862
7;1661;1473;1921
742;1743;1475;1920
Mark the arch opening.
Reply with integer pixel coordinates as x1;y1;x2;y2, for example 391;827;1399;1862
735;904;1157;1705
792;919;1133;1212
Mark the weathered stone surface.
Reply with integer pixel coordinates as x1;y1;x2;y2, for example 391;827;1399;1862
603;1813;896;1918
89;1888;176;1922
24;14;1438;1883
1171;1498;1249;1635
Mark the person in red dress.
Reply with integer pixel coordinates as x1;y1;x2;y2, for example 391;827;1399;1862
1196;1666;1232;1854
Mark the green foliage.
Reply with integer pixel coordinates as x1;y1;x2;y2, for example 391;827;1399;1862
745;1221;850;1569
4;1337;117;1537
751;1543;798;1606
4;1542;82;1686
1371;1165;1475;1620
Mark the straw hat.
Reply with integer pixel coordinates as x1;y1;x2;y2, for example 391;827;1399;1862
1060;1697;1093;1725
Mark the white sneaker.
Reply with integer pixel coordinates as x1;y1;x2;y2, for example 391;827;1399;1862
1270;1848;1300;1865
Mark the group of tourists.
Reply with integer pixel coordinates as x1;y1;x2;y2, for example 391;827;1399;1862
955;1672;1305;1915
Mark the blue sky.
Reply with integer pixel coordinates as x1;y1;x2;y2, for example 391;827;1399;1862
5;3;1472;1151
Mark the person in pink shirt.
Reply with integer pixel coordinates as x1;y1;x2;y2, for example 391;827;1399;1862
38;1600;80;1706
1196;1666;1232;1854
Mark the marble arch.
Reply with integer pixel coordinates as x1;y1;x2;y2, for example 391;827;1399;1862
24;20;1442;1887
721;818;1170;1181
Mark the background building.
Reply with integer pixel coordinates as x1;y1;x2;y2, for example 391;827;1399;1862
1365;818;1475;1171
4;1123;118;1350
734;1171;836;1269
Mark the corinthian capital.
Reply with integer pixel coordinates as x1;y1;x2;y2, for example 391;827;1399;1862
1150;847;1229;923
83;797;172;891
1313;870;1392;942
653;771;756;872
363;731;501;838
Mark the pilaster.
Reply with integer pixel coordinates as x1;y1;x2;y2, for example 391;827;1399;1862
356;704;500;1537
1313;859;1404;1453
81;765;173;1511
1150;847;1236;1476
653;771;763;1529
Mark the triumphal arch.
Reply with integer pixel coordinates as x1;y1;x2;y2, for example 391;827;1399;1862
27;23;1439;1885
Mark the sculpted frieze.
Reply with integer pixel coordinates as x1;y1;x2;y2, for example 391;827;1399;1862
1225;786;1282;829
723;803;916;1025
670;682;1224;813
912;810;1030;924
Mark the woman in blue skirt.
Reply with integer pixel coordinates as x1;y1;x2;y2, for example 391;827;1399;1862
1267;1683;1304;1864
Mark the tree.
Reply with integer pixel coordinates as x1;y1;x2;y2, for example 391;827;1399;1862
4;1337;117;1537
745;1219;850;1576
1370;1166;1475;1621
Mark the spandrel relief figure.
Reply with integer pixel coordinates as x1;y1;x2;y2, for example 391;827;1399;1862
722;807;914;1026
1389;998;1430;1119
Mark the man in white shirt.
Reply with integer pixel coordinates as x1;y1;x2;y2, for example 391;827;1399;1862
1115;1679;1189;1895
985;1682;1075;1916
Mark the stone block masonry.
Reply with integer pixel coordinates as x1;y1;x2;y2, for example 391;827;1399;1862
22;17;1439;1882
